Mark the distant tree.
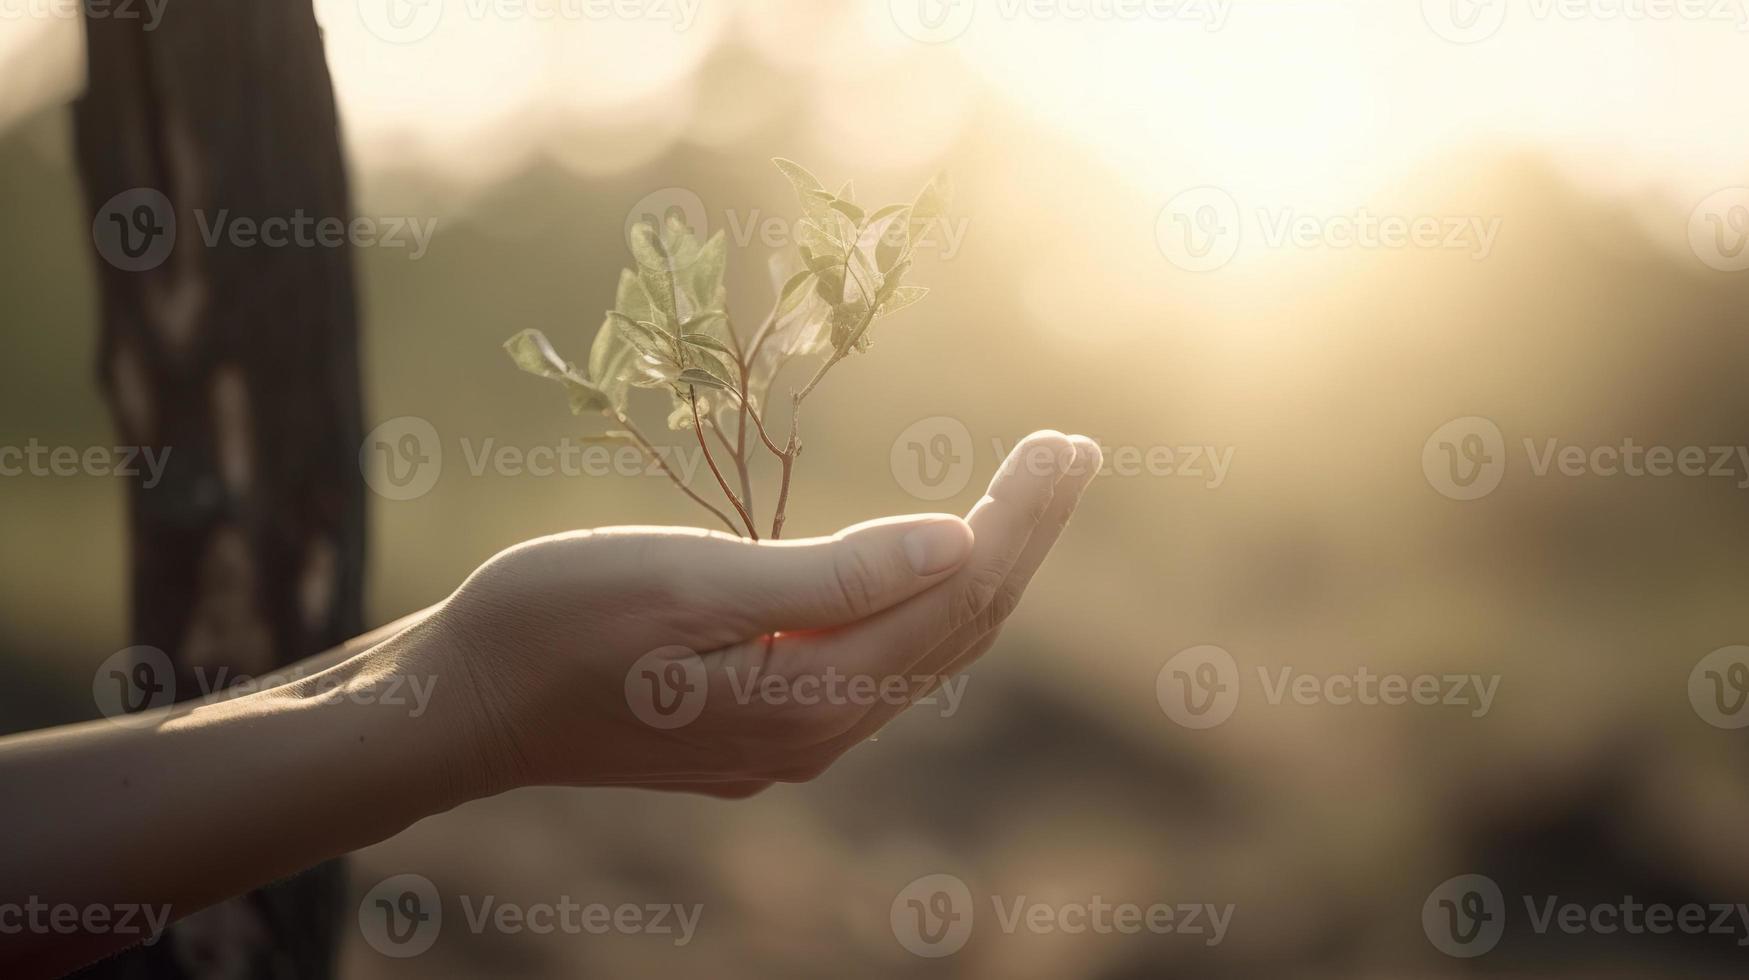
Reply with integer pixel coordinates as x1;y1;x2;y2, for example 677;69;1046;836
73;1;364;975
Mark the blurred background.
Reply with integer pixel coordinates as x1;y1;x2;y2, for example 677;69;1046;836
4;0;1749;976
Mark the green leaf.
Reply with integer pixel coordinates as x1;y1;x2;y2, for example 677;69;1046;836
835;179;856;204
630;354;682;387
815;269;846;305
565;380;611;415
868;203;909;224
773;157;825;199
909;171;952;244
879;285;929;317
613;268;655;323
502;330;612;416
588;317;636;413
688;230;727;311
681;332;736;357
774;270;813;318
830;199;865;225
828;300;871;352
678;360;738;390
504;328;572;381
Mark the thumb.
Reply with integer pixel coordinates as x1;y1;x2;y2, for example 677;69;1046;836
682;514;974;635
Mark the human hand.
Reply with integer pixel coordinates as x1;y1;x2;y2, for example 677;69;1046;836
421;430;1101;801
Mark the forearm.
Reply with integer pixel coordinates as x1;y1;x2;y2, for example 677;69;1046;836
0;616;472;977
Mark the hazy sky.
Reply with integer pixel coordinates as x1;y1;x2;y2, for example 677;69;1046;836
3;0;1745;212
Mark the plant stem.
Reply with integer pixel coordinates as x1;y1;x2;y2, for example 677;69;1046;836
711;420;755;517
690;389;758;539
618;417;740;536
771;408;800;540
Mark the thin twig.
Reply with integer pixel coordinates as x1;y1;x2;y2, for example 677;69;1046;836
618;418;740;535
690;389;758;539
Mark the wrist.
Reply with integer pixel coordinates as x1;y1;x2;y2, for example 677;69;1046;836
362;612;529;808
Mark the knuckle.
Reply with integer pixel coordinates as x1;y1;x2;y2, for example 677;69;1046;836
987;580;1025;624
829;545;883;619
950;565;1007;630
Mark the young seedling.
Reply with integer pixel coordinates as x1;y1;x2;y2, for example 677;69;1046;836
504;159;951;539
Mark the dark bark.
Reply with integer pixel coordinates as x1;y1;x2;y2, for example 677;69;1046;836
72;2;364;976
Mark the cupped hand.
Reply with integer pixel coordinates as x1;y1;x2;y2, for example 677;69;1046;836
423;430;1102;800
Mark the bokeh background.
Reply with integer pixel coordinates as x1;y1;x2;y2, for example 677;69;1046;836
4;0;1749;975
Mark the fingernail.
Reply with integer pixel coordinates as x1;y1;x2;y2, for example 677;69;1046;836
903;519;974;576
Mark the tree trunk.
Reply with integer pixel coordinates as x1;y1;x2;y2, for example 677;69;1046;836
73;1;365;975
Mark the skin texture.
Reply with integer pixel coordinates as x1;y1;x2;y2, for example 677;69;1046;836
0;431;1100;977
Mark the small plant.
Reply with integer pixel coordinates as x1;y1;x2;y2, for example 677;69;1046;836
504;159;951;539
